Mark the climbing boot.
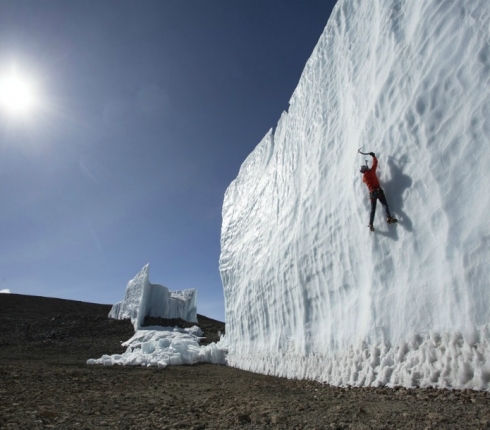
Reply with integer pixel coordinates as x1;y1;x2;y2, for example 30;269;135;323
387;216;398;224
369;224;374;232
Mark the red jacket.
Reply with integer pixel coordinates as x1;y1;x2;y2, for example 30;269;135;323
362;156;380;192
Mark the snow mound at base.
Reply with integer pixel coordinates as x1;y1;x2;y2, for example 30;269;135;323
87;326;227;368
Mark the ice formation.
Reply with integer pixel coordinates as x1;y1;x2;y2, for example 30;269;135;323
220;0;490;390
87;325;226;368
109;264;197;330
89;264;227;367
0;289;10;294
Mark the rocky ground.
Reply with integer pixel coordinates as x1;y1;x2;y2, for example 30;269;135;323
1;294;490;429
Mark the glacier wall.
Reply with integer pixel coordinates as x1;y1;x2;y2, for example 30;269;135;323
109;264;197;330
220;0;490;389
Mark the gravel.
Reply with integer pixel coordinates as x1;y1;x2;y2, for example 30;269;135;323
1;293;489;429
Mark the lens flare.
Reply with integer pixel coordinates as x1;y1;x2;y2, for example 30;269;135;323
0;70;37;115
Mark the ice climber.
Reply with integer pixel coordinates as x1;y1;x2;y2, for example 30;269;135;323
360;152;397;232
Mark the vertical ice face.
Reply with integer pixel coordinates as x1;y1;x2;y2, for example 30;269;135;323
109;264;197;329
220;0;490;389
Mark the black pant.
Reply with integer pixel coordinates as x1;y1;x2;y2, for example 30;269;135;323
369;188;392;225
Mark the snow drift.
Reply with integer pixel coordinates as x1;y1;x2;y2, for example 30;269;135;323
220;0;490;389
87;325;226;368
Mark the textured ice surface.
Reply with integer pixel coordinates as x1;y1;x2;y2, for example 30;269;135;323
87;326;227;368
220;0;490;390
109;264;197;330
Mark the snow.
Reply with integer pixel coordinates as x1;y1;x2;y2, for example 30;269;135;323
219;0;490;390
109;264;197;330
0;289;10;294
87;325;226;368
88;264;227;367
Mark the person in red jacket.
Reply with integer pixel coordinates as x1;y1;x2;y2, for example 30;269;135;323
360;152;397;231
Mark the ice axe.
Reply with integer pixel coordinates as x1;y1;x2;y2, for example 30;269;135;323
358;148;372;171
358;147;372;156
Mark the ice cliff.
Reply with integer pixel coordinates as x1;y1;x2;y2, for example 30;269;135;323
109;264;197;329
219;0;490;389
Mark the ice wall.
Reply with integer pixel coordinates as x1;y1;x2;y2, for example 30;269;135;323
109;264;197;329
220;0;490;390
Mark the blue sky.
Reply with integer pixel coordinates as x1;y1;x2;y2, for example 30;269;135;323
0;1;337;321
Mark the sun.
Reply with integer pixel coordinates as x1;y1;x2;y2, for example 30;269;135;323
0;69;37;116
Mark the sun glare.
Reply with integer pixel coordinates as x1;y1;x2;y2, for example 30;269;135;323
0;69;37;116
